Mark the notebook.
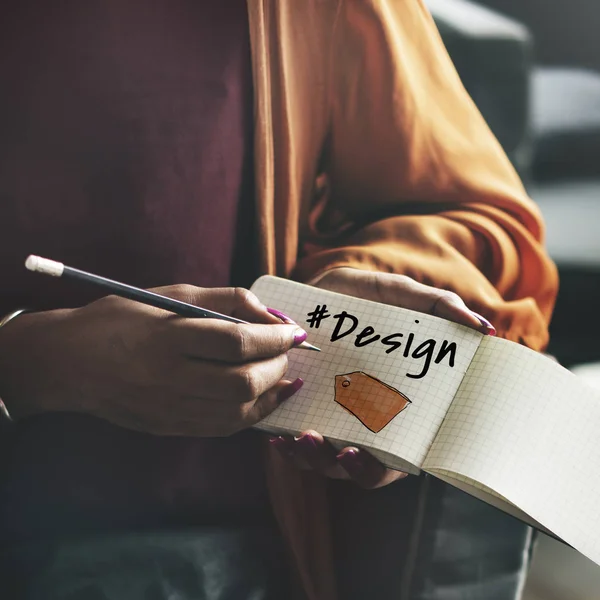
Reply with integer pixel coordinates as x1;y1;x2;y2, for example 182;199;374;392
250;275;600;568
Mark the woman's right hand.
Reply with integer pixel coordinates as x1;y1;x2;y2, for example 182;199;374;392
0;285;306;437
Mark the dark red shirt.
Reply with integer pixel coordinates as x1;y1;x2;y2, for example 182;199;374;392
0;0;267;541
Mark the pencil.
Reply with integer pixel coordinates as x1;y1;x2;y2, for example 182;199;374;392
24;255;320;352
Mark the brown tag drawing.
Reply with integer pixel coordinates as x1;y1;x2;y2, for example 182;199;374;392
334;371;412;433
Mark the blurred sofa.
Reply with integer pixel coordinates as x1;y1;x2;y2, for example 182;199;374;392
478;0;600;74
336;4;599;599
426;0;534;180
335;3;559;599
427;0;600;368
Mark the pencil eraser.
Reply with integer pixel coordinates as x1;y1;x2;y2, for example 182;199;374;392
25;255;64;277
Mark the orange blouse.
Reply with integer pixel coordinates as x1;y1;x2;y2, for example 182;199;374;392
247;1;558;598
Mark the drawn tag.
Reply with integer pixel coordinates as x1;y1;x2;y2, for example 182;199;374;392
334;371;412;433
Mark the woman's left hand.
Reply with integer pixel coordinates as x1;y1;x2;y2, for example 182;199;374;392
269;267;496;489
269;429;408;489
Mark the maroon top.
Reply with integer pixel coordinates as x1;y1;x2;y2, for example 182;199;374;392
0;0;267;542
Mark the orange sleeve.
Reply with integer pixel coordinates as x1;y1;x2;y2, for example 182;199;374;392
292;0;558;351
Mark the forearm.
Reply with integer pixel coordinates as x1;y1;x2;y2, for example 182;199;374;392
293;209;557;351
303;0;557;352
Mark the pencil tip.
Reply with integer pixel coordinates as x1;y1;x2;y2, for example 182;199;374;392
299;341;321;352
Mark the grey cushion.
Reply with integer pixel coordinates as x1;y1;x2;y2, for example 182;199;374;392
427;0;533;179
532;68;600;179
530;179;600;267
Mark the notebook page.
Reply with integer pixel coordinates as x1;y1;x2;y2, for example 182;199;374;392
424;336;600;566
250;276;483;472
431;471;551;534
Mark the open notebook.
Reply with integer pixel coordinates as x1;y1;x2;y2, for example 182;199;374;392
251;276;600;568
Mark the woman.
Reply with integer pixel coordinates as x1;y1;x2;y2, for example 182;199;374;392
0;1;557;598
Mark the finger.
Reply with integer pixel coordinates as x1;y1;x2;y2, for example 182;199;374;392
336;447;409;489
362;272;495;336
165;378;304;436
244;377;304;425
290;431;349;479
165;319;307;362
268;435;313;471
431;292;496;335
150;285;271;323
173;354;290;403
267;431;344;475
265;308;299;325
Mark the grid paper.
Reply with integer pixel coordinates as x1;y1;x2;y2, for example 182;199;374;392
424;335;600;567
250;276;483;472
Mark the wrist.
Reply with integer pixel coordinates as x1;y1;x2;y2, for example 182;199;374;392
0;308;75;420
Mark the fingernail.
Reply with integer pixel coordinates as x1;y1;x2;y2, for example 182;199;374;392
470;311;496;336
295;432;319;454
337;448;364;474
277;377;304;403
267;307;297;325
293;328;308;346
268;436;295;459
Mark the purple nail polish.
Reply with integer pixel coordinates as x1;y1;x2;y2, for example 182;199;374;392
277;378;304;403
470;311;497;336
267;307;297;325
293;329;308;346
337;448;364;473
296;433;319;453
268;436;295;459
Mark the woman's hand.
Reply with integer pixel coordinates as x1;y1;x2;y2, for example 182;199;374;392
270;430;407;489
0;286;306;437
269;267;495;489
313;267;495;335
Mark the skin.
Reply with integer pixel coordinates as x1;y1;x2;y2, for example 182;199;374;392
0;268;494;490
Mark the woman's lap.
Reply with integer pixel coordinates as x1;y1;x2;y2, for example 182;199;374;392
0;525;290;600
